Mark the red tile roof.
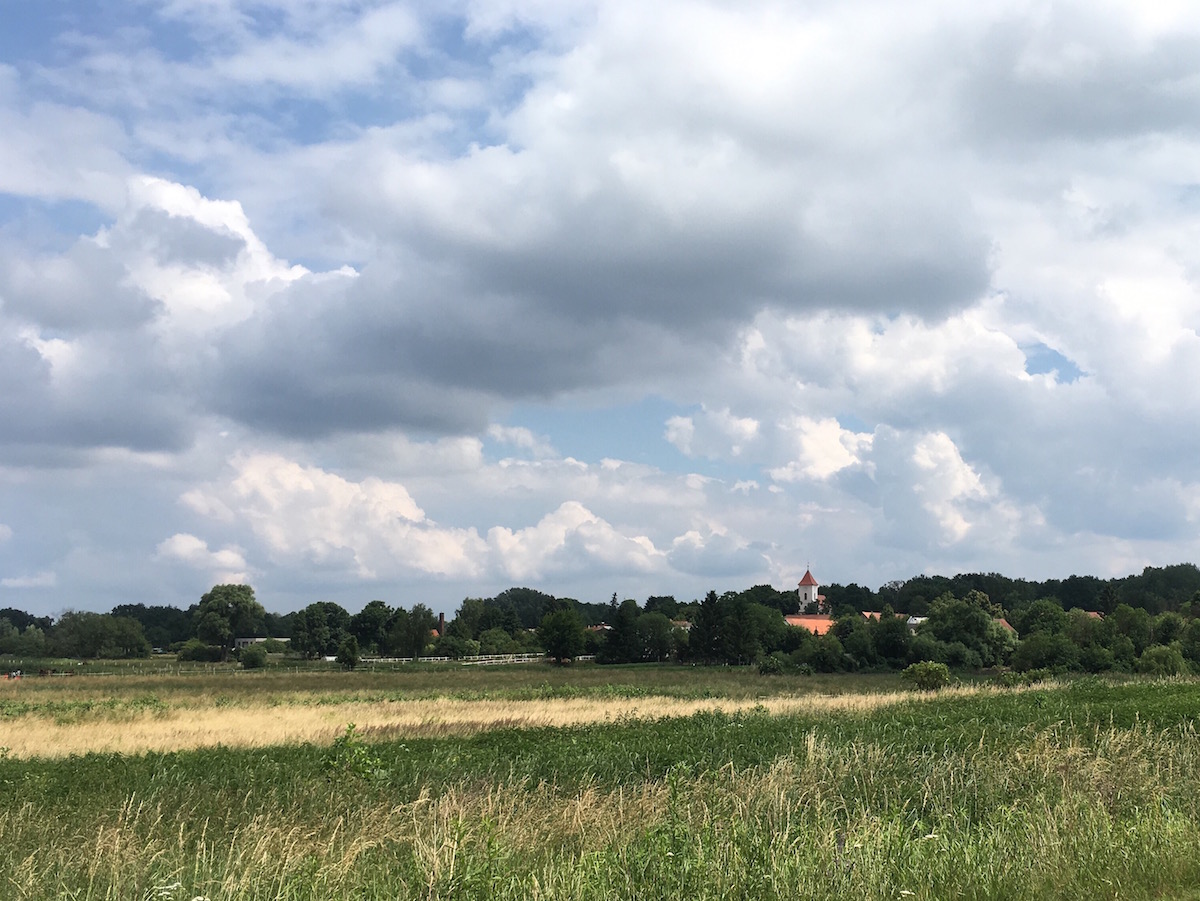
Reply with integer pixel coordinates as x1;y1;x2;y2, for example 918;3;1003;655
784;614;835;635
799;570;819;587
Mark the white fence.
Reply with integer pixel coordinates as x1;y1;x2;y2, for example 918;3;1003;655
367;653;547;666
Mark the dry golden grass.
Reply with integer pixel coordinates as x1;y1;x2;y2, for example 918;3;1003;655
0;682;996;758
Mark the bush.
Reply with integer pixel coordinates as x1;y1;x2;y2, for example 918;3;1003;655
239;644;268;669
757;653;784;675
432;634;474;659
998;668;1051;688
902;660;951;691
908;634;947;665
1078;644;1115;673
1136;644;1190;677
1012;633;1079;673
176;639;223;662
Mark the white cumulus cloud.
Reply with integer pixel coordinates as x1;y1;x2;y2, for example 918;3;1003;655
156;533;250;584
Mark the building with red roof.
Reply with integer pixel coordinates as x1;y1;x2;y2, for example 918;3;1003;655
784;614;836;635
798;568;827;613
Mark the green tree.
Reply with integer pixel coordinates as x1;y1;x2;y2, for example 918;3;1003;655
636;612;676;662
922;593;1012;667
431;634;477;659
539;608;586;664
0;607;52;633
684;591;722;663
872;606;912;667
336;635;361;670
350;600;393;653
1110;604;1152;655
1011;632;1080;672
644;595;679;618
492;587;559;630
110;604;192;648
0;618;19;655
386;604;436;659
1154;612;1187;646
291;602;351;659
1009;598;1068;637
801;633;850;672
52;612;150;659
194;584;265;661
601;598;643;663
445;597;487;641
478;627;517;655
1182;619;1200;669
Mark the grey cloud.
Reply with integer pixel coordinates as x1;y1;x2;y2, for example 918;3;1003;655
204;258;715;437
0;324;192;457
336;144;992;330
667;534;767;579
121;208;247;269
956;16;1200;144
1039;474;1192;542
0;238;159;331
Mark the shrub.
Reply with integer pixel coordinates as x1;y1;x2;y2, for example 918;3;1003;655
239;644;268;669
324;724;387;784
1136;644;1190;677
176;639;223;662
902;660;951;691
1079;644;1115;673
757;653;784;675
998;668;1051;687
1012;633;1080;673
432;634;474;659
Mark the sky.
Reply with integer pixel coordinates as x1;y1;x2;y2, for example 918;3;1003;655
3;0;1200;618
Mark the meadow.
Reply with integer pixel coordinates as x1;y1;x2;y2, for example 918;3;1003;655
2;664;1200;900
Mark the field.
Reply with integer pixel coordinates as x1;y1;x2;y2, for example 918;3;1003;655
2;665;1200;900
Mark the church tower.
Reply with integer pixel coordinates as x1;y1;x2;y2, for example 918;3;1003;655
799;569;821;611
799;569;819;605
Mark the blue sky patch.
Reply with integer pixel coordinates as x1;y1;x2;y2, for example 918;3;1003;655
1022;343;1085;384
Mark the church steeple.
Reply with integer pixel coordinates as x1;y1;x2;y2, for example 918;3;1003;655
796;571;825;614
799;568;819;607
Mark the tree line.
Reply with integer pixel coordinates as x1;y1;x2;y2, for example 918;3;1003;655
5;564;1200;675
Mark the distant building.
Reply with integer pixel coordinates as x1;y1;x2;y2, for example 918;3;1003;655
234;636;288;650
798;569;825;611
784;614;836;636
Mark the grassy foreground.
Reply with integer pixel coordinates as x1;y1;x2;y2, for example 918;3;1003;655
2;671;1200;899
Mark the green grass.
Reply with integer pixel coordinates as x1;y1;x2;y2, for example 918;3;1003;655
2;673;1200;899
0;661;906;714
